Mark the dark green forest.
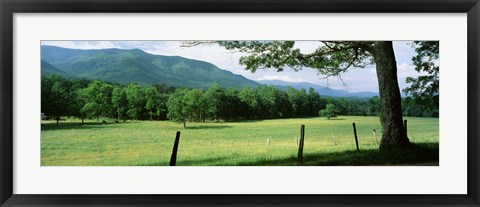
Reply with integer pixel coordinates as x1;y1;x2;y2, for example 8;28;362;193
41;74;438;127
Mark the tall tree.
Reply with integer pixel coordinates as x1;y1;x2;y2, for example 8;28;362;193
285;87;307;117
205;82;226;122
144;86;161;120
335;98;349;115
124;83;146;120
256;85;281;118
183;41;410;149
223;88;241;120
41;75;71;125
81;80;114;121
112;86;128;121
167;89;189;128
238;87;259;119
82;80;110;120
69;79;91;124
306;87;325;116
372;42;410;149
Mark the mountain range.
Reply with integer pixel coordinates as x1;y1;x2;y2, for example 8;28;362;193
256;80;379;97
41;45;378;97
41;45;259;89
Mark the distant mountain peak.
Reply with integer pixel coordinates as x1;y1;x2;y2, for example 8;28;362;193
257;79;378;98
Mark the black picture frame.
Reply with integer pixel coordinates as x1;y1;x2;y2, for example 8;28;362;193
1;0;479;206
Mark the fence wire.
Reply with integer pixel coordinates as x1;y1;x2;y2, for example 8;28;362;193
43;129;425;163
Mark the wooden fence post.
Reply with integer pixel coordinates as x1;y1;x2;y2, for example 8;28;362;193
298;124;305;164
332;133;337;146
404;119;408;136
352;123;359;152
169;131;181;166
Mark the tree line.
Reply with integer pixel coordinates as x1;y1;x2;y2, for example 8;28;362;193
41;74;436;126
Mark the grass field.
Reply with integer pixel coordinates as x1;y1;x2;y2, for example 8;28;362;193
41;116;439;166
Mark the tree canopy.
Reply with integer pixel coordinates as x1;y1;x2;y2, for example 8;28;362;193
319;103;339;119
403;41;439;115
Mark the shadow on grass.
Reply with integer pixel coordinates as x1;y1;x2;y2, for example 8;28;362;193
176;156;234;166
139;143;438;166
225;119;266;123
229;117;328;123
323;118;346;121
140;156;232;166
235;142;439;166
186;125;233;130
41;122;126;131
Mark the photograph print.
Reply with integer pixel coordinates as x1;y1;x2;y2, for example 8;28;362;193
40;41;439;166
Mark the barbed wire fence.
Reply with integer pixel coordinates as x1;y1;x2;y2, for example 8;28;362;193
43;120;412;165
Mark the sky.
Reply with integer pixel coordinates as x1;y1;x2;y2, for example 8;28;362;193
41;41;422;93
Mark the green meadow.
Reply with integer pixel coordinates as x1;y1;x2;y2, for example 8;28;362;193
41;116;439;166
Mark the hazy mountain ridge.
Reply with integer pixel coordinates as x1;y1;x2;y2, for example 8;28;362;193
41;60;68;76
41;45;260;89
257;80;379;98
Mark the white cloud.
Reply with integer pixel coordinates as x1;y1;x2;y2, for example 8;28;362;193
397;62;414;78
257;75;304;82
397;62;428;79
392;41;414;56
294;41;323;54
41;41;120;49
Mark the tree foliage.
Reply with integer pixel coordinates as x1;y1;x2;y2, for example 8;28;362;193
205;82;226;122
144;86;163;120
41;75;73;125
81;80;114;120
402;41;439;116
319;103;339;119
167;88;189;128
124;83;145;120
112;86;128;121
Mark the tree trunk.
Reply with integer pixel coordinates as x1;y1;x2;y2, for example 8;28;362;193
183;122;186;128
373;41;410;150
81;117;84;125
